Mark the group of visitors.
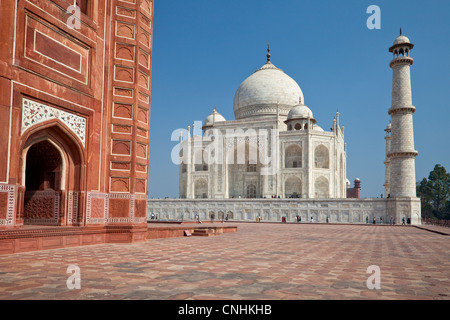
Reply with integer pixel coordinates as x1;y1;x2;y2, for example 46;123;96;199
292;215;318;223
365;216;409;225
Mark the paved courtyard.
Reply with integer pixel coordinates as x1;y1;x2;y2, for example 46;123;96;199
0;223;449;300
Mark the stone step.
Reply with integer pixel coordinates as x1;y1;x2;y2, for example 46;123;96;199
192;229;216;236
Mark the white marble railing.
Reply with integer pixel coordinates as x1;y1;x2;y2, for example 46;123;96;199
147;198;399;224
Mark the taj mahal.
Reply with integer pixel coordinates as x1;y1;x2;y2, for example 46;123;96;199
148;31;422;225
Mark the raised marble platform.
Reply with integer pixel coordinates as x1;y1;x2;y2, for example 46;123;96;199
148;197;422;225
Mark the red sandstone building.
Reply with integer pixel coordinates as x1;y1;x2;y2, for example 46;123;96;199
346;178;361;199
0;0;153;252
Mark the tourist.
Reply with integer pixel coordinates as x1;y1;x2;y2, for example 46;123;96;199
402;217;406;225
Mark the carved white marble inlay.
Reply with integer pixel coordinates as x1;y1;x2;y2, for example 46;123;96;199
22;98;86;147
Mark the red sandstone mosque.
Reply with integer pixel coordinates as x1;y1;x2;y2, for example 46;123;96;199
0;0;153;253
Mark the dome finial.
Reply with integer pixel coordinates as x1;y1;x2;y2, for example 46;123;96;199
266;44;271;62
400;27;402;35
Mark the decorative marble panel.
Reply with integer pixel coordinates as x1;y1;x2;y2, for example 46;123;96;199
67;191;79;224
0;185;15;226
22;98;86;147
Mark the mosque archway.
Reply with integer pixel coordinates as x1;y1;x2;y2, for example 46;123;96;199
24;140;62;225
21;124;84;226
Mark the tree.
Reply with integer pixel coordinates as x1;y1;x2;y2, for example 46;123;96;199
417;177;433;218
417;164;450;220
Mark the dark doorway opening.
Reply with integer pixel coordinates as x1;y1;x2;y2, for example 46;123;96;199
24;140;62;225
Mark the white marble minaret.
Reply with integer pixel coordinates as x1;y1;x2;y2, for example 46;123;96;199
386;30;421;225
383;122;391;197
388;29;418;198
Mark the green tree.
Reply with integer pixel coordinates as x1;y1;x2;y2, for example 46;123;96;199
417;177;433;218
417;164;450;220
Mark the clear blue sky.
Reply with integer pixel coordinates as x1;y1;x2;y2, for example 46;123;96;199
148;0;450;198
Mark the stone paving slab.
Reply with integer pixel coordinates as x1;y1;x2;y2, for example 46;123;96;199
0;223;449;300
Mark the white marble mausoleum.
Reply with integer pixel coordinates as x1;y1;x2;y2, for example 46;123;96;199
148;32;422;225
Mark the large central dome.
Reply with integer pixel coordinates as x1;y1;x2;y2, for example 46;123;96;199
233;57;304;120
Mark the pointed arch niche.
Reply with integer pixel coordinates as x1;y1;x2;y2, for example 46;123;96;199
20;122;86;226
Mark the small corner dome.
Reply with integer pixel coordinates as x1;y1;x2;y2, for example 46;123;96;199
393;34;410;46
287;104;313;121
204;108;226;127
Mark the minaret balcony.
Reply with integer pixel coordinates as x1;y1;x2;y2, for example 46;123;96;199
390;56;414;68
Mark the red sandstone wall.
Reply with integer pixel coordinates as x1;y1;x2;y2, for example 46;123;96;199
0;0;153;229
346;188;361;199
